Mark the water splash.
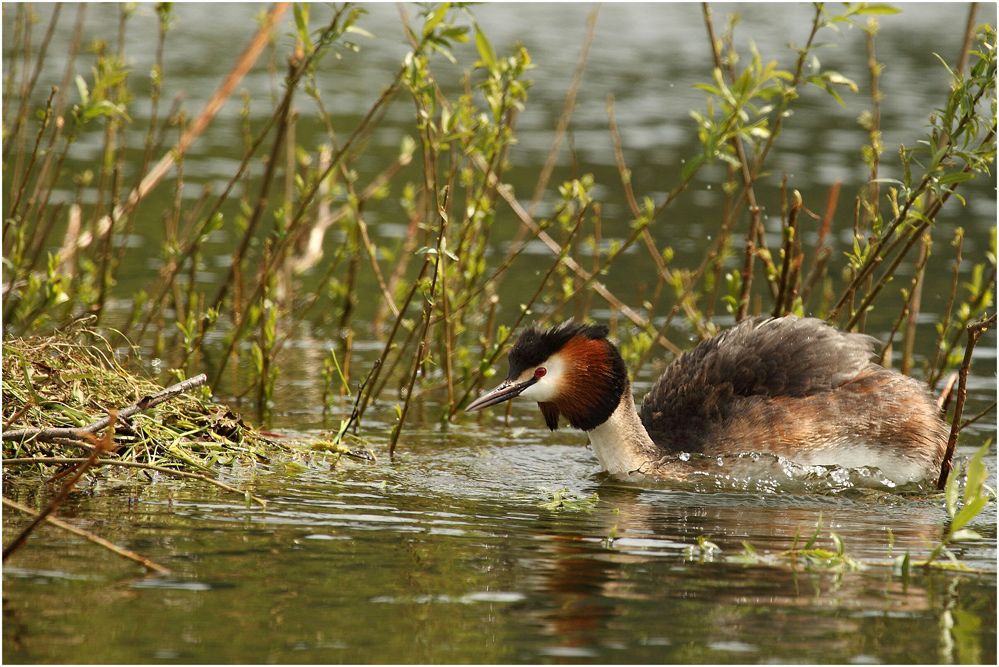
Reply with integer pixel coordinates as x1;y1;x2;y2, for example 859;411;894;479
633;452;933;495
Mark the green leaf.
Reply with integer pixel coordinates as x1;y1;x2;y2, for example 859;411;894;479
681;154;705;182
964;440;991;504
899;551;911;588
804;514;822;550
824;71;858;93
293;3;313;53
950;528;983;542
937;171;977;185
951;496;987;532
345;25;375;40
422;3;450;38
75;75;90;106
944;464;961;517
830;532;845;557
853;4;902;15
473;23;496;70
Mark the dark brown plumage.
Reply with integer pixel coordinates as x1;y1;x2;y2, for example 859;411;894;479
640;316;879;451
638;317;947;477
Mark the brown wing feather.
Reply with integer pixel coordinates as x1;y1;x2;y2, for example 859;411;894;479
639;316;878;453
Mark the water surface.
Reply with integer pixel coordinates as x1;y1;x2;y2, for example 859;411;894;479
4;431;996;664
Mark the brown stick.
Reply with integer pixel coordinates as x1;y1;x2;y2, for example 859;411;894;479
737;206;763;321
3;412;117;562
2;374;208;443
937;313;996;490
960;400;996;431
956;3;980;77
481;158;683;356
2;497;170;575
527;4;599;216
102;3;290;229
937;372;960;414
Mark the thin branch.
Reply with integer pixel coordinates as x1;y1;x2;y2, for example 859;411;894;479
4;412;117;562
2;497;170;575
937;312;996;490
527;4;599;216
960;400;996;431
105;3;290;231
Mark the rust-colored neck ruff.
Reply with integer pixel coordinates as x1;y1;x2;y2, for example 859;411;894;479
540;333;627;432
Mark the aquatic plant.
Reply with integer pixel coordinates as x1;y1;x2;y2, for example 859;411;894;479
538;487;600;512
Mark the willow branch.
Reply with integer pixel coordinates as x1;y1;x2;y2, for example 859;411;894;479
937;312;996;490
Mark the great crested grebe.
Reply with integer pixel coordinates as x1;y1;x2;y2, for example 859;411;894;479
465;316;948;485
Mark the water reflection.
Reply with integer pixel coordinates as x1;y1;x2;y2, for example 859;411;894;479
3;436;995;663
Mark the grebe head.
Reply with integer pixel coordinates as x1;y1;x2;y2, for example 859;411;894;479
465;321;628;431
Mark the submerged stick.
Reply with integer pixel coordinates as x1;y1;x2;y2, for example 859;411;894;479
1;457;268;509
2;497;170;575
2;374;208;443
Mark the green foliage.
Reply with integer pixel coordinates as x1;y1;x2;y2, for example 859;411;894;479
2;3;994;462
911;440;995;571
538;487;600;512
721;515;864;572
685;535;722;562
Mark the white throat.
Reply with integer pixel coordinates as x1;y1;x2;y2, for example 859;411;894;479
585;391;658;478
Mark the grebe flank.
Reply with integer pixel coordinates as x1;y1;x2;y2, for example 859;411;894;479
465;316;948;485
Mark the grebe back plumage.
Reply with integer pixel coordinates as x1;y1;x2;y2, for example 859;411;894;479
465;316;948;485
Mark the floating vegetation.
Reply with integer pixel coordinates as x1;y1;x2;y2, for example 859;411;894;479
669;444;995;576
538;487;600;512
2;319;280;487
723;518;866;573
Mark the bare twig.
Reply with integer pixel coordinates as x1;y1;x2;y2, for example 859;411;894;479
772;198;800;318
4;412;117;562
481;157;683;356
737;206;763;321
105;3;290;231
528;4;599;216
956;3;980;77
2;497;170;575
937;372;959;415
960;400;996;431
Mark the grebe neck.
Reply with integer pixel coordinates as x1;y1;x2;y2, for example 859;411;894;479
586;387;659;477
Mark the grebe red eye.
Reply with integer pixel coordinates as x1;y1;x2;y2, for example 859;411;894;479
535;367;547;378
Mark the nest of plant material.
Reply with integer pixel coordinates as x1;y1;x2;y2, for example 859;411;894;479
1;321;284;491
